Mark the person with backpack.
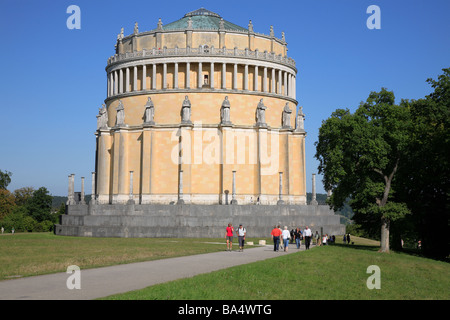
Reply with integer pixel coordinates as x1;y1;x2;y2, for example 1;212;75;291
237;224;246;252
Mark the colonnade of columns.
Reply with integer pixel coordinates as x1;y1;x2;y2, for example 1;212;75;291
66;173;95;205
67;170;320;205
107;61;296;100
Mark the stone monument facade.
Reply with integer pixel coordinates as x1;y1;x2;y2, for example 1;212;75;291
55;8;345;238
96;8;303;206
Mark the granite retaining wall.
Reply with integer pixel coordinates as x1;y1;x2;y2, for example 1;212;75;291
55;203;345;238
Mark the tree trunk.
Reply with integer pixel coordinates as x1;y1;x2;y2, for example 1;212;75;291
375;159;398;253
380;217;390;253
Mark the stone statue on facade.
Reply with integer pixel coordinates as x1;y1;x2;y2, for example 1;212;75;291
134;22;139;35
282;103;292;129
157;18;163;31
220;96;232;125
143;97;155;125
248;20;254;33
295;106;305;132
115;100;125;126
219;18;225;30
118;27;124;41
256;99;267;127
270;25;274;37
96;104;108;129
187;17;193;29
181;96;192;124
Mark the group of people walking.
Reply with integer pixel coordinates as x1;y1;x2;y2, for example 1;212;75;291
226;223;343;253
271;225;314;252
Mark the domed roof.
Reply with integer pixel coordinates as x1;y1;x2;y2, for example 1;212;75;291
163;8;247;32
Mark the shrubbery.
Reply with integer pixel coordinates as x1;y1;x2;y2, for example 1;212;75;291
0;173;64;233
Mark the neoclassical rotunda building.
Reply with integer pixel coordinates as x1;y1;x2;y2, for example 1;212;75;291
56;9;345;238
96;8;305;205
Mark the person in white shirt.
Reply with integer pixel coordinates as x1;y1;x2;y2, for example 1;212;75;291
322;234;328;246
237;224;246;252
303;226;312;250
281;226;291;252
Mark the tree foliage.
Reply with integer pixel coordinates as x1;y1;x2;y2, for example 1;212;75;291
0;171;59;233
395;68;450;259
0;170;12;190
316;68;450;258
315;88;411;252
26;187;53;223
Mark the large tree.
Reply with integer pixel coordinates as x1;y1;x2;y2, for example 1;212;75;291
26;187;53;223
0;170;12;190
0;170;15;219
315;88;410;253
396;68;450;258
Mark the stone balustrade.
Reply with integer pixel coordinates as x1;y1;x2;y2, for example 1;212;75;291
107;46;296;68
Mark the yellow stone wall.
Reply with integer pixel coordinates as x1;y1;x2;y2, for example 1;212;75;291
100;23;303;205
97;125;305;203
120;30;287;55
107;93;296;128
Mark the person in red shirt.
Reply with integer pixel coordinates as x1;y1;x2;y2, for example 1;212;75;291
271;225;282;252
225;223;234;251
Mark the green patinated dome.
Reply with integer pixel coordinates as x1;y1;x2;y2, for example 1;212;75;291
163;8;247;32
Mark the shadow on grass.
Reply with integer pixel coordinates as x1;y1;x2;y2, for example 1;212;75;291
327;242;380;252
328;242;443;262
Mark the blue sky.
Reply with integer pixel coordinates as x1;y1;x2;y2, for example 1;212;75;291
1;0;449;196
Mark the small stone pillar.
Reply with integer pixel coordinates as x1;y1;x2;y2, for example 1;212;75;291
67;174;75;205
231;171;238;205
90;172;96;204
177;170;184;204
311;173;318;205
80;177;86;204
277;172;284;205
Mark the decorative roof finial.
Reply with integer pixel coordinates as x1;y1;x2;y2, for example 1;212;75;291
118;27;124;41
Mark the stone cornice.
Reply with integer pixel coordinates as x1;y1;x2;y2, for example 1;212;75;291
96;123;307;136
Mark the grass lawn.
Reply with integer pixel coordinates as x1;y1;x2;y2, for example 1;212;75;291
0;232;266;280
1;233;448;300
103;238;450;300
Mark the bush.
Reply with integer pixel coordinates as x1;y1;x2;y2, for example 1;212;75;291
37;220;54;232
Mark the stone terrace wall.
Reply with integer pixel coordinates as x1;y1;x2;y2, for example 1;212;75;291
55;204;345;238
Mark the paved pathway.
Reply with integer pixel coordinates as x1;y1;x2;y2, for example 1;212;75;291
0;244;311;300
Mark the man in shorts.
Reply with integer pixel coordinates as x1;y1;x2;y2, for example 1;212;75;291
225;223;234;251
